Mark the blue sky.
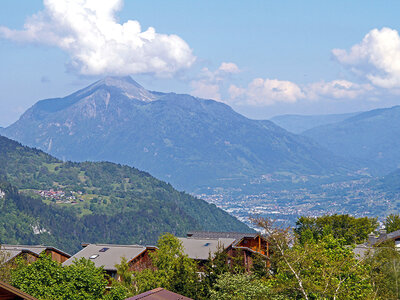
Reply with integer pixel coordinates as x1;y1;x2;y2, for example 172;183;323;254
1;0;400;126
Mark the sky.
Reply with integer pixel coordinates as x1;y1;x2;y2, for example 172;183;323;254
1;0;400;126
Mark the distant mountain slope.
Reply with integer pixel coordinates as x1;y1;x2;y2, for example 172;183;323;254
377;169;400;193
270;112;360;134
303;105;400;175
2;77;354;190
0;135;249;253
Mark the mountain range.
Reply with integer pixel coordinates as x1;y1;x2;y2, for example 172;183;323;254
1;76;353;191
270;112;361;134
302;105;400;175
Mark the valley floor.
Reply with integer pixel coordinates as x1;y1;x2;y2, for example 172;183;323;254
196;177;400;228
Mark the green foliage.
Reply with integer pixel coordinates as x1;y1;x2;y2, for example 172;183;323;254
251;254;269;279
103;280;132;300
385;214;400;233
115;257;134;288
295;214;378;245
209;273;272;300
273;235;373;299
63;258;109;299
366;241;400;299
0;245;12;282
11;253;110;300
132;233;202;298
254;217;375;300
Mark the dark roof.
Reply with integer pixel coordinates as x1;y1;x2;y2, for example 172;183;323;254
0;280;38;300
126;288;193;300
187;231;258;240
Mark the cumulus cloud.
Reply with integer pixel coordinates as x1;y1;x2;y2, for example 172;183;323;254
333;27;400;88
228;78;375;106
229;78;305;105
0;0;196;76
191;81;221;100
218;62;240;74
306;80;373;100
190;62;240;100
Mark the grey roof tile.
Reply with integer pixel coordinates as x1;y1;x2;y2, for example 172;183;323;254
63;244;149;271
178;238;235;260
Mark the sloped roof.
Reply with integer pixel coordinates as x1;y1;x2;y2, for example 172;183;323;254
126;287;193;300
187;231;257;240
178;238;235;260
1;245;70;263
1;249;39;263
63;244;150;271
0;280;38;300
387;229;400;240
353;244;375;259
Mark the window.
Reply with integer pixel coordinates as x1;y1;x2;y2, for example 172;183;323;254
204;243;211;247
99;247;109;252
89;254;99;259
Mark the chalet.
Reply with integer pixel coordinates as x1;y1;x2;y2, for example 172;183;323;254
0;280;38;300
354;229;400;259
0;245;71;265
369;229;400;248
125;288;193;300
180;231;270;272
62;244;157;279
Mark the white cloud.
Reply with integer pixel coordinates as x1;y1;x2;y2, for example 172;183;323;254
0;0;196;76
229;78;305;105
218;62;240;74
227;78;375;106
191;81;221;100
333;27;400;88
306;80;373;100
190;62;240;100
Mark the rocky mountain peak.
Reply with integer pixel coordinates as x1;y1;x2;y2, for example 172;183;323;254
79;76;157;102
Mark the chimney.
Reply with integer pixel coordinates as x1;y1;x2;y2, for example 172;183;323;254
368;233;377;245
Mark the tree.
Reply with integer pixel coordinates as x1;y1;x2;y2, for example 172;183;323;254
209;273;272;300
63;258;109;300
295;214;378;245
385;214;400;233
132;233;202;298
10;253;126;300
0;245;11;282
254;217;374;299
366;240;400;299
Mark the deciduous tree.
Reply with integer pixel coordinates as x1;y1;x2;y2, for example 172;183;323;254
385;214;400;233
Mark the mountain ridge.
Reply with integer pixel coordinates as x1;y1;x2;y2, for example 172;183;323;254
270;112;361;134
302;105;400;175
2;76;356;190
0;134;250;253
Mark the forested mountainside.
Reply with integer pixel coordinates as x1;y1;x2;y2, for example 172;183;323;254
1;76;356;191
303;105;400;175
0;135;249;253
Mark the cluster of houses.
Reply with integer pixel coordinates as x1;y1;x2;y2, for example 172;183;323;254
34;189;84;204
0;231;270;300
